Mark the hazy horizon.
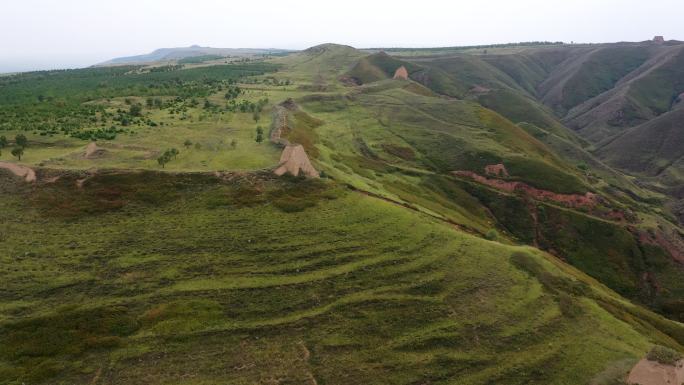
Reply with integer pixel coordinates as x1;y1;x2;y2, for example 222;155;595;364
1;0;682;72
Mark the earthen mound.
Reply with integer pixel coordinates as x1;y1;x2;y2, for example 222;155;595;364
274;144;319;178
484;163;509;177
393;66;409;80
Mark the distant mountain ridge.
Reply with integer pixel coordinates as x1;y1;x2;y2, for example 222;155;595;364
97;45;292;65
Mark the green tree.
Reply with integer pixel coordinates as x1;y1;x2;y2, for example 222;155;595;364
129;104;142;117
0;135;7;149
255;126;264;143
184;139;193;149
230;139;238;149
157;153;170;168
15;134;28;148
11;147;24;161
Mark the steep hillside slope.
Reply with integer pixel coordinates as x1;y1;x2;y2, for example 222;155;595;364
597;108;684;177
281;84;682;323
378;43;683;222
400;50;586;147
563;43;684;142
537;44;653;116
345;52;421;84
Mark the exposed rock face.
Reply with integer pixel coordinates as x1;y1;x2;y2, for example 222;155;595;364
453;170;597;208
393;66;409;80
274;144;319;178
653;36;665;43
627;358;683;385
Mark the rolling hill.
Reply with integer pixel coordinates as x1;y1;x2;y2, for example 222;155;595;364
98;45;291;65
373;41;684;219
0;42;683;384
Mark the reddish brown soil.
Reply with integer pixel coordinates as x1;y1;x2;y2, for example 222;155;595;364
627;358;683;385
453;170;597;208
635;228;684;264
484;163;509;177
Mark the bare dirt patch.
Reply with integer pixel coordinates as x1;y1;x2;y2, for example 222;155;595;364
635;228;684;264
83;142;108;159
469;85;492;94
627;358;684;385
453;170;597;208
0;161;36;182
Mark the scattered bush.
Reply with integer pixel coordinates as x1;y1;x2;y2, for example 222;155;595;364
157;148;179;168
646;345;682;365
485;229;499;241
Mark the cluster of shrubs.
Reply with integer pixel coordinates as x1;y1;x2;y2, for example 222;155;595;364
70;126;124;141
225;98;269;114
157;148;179;168
224;85;243;100
646;345;682;365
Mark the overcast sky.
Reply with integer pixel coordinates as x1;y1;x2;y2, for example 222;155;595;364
1;0;681;72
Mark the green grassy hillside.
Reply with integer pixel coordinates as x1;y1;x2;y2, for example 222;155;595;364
274;44;365;88
597;108;684;184
345;52;420;84
0;43;683;385
563;44;684;142
537;45;652;115
379;43;682;223
1;171;682;385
